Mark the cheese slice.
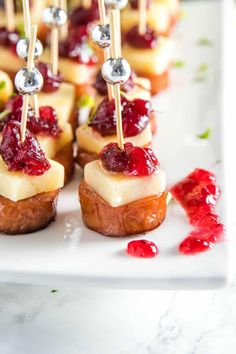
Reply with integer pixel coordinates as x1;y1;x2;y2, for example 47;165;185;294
0;157;64;202
76;124;152;155
85;160;166;207
38;123;73;159
121;3;170;34
0;46;23;73
122;37;173;75
38;82;76;125
94;77;151;109
41;49;97;86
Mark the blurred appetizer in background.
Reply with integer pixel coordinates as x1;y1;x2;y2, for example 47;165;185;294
122;0;172;95
0;70;14;110
0;24;64;235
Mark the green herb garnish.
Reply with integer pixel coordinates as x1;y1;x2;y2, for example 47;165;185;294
51;289;58;293
215;159;222;164
76;94;95;109
172;60;185;68
0;81;6;90
16;22;25;38
197;38;212;46
197;127;211;139
198;63;209;73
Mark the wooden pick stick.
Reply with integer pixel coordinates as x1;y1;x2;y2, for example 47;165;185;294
4;0;15;32
98;0;106;25
21;25;37;142
22;0;31;38
59;0;68;41
138;0;147;35
97;0;114;100
109;9;124;150
51;0;59;75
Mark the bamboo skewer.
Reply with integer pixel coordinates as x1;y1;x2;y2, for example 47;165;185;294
22;0;40;117
21;25;37;142
51;0;60;75
4;0;15;32
109;9;124;150
22;0;31;37
138;0;147;35
59;0;68;41
97;0;114;100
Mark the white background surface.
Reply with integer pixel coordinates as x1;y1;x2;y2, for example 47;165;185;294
1;0;236;353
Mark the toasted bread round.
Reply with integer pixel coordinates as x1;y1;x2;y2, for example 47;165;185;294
0;190;59;235
54;142;74;185
79;181;167;237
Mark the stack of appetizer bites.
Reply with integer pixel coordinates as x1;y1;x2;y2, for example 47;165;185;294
78;3;167;237
0;23;64;235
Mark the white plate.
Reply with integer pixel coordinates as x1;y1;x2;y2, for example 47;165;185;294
0;0;230;289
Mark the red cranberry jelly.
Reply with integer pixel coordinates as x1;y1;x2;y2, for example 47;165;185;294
59;27;97;65
0;121;50;176
90;97;150;137
0;27;19;53
2;96;61;137
170;168;224;255
130;0;151;9
94;70;136;96
69;0;99;27
37;62;62;93
127;240;159;258
100;142;159;177
125;26;157;49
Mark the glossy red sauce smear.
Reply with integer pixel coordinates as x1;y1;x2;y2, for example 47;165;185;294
127;240;159;258
170;168;224;255
69;0;99;27
100;142;159;177
0;121;50;176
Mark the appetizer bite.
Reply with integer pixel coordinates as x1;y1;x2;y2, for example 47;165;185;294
42;3;98;97
122;0;172;95
121;0;171;37
79;7;167;237
79;142;167;236
0;120;64;235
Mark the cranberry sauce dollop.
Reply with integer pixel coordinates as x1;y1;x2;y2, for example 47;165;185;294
130;0;151;9
170;168;224;255
125;25;157;49
94;70;136;96
2;95;61;137
0;27;20;53
89;97;150;137
127;240;159;258
37;62;62;93
0;121;50;176
59;26;97;65
100;142;159;177
69;0;99;27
